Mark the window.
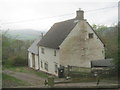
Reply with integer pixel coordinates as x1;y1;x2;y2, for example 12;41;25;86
55;64;58;73
44;62;48;71
41;61;43;68
41;48;44;54
88;33;94;39
54;50;56;56
102;50;104;54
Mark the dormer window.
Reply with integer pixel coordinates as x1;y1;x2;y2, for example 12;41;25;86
41;48;44;54
88;33;94;39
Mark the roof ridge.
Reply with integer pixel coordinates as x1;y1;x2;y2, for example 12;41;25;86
38;18;77;49
54;18;76;24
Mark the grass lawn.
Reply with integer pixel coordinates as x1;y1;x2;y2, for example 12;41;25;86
3;65;118;86
2;73;31;88
3;66;48;78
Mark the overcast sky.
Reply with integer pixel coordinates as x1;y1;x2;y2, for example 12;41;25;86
0;0;119;31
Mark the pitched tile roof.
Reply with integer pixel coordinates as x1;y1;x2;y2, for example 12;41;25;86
37;19;77;49
28;37;41;54
91;59;114;67
37;19;105;49
37;10;105;49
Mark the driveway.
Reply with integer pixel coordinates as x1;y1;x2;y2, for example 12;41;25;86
3;69;46;87
2;69;119;88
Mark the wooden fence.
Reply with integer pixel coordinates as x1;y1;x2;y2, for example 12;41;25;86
64;65;92;78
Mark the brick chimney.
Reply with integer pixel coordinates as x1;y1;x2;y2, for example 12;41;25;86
76;8;84;20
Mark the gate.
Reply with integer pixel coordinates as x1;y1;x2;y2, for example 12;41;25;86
58;66;65;78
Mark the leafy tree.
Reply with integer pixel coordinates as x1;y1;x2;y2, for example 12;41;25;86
2;30;33;66
92;24;118;68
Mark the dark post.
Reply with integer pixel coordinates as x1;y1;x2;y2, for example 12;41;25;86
94;72;100;86
67;65;71;77
47;76;54;87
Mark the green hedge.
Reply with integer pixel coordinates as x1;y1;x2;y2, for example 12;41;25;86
6;56;28;66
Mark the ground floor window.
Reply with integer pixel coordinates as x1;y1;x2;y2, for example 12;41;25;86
54;50;56;56
44;62;48;71
88;33;94;39
55;64;58;73
41;61;43;68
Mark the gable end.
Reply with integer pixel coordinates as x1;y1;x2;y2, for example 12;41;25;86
86;22;105;47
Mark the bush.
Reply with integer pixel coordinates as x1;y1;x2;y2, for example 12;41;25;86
69;71;93;78
6;56;28;66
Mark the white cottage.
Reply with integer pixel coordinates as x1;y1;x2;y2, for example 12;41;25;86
28;9;105;77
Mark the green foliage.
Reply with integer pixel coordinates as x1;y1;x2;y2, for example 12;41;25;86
92;24;118;68
2;73;31;88
4;67;48;78
69;71;93;78
93;24;108;35
2;30;33;66
6;56;28;67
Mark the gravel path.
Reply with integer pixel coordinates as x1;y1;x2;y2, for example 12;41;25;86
3;69;46;87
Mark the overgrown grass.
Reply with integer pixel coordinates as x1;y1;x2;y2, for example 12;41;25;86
69;71;94;78
2;73;31;88
3;66;48;78
71;77;96;83
68;70;118;84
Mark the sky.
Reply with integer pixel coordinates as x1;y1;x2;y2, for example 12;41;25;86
0;0;119;31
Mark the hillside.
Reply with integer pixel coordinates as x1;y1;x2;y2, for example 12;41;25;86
7;29;46;40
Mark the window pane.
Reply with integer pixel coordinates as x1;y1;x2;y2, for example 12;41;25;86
55;64;58;73
54;50;56;56
41;61;43;68
41;48;44;54
89;33;94;39
44;63;48;71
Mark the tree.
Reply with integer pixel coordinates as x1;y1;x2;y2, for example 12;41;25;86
2;30;33;66
92;24;118;68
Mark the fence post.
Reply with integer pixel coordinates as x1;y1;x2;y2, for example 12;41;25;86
67;65;70;76
47;76;54;87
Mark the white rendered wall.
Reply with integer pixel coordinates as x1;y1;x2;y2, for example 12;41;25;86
28;52;32;68
59;20;105;68
39;46;60;76
35;55;39;70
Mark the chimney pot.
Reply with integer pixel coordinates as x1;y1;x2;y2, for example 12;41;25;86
76;9;84;20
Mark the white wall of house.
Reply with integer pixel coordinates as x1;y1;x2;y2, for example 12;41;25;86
35;55;39;70
39;46;60;76
28;52;32;68
28;52;39;70
59;20;105;68
85;21;105;62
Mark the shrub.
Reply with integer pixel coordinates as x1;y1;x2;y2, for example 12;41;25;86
7;56;28;66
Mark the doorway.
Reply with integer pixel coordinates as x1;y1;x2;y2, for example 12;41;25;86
32;53;35;68
58;67;64;78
